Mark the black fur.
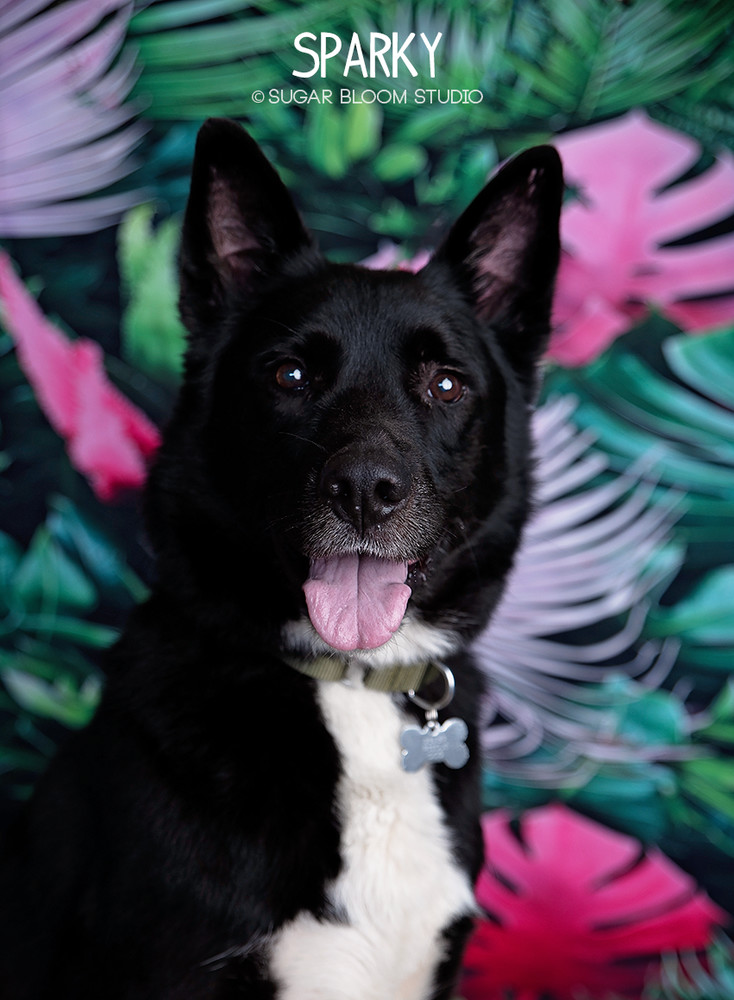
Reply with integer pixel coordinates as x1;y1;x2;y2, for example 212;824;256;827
0;118;562;998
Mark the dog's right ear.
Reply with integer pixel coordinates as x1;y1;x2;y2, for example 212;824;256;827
179;118;314;332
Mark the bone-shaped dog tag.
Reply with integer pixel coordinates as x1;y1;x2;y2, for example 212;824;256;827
400;717;469;772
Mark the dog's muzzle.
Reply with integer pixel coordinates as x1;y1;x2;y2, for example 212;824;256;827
319;443;412;534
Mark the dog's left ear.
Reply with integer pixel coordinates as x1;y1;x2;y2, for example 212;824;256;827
179;118;315;333
426;146;563;383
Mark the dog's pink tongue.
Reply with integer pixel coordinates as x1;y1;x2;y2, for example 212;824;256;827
304;555;411;651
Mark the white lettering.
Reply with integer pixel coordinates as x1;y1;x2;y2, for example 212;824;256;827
343;33;368;77
320;33;342;77
292;32;319;79
392;32;417;77
420;32;442;78
369;32;392;77
294;32;444;79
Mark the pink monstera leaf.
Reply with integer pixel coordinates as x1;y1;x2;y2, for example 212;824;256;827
461;803;726;1000
0;252;160;500
550;110;734;366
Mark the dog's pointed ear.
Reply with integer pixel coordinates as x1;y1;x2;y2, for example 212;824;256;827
179;118;314;331
426;145;563;383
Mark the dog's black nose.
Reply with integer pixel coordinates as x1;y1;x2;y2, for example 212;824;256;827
320;447;412;532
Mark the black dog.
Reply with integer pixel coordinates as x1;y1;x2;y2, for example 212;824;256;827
0;119;562;999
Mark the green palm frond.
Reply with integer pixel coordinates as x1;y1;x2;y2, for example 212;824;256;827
663;682;734;860
644;935;734;1000
0;498;146;803
126;0;734;258
129;0;383;119
547;321;734;693
658;91;734;154
492;0;733;138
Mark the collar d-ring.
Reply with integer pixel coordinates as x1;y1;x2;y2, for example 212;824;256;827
407;661;456;713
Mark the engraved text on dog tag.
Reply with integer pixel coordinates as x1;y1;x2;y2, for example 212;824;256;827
400;717;469;772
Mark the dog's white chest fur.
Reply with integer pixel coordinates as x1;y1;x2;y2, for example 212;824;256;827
269;681;475;1000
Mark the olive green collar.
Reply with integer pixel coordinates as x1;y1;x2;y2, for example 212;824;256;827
285;654;439;694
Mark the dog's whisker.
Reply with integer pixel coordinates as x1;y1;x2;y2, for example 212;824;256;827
278;430;328;453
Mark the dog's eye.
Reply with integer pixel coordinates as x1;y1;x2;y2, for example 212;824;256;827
427;371;464;403
275;361;309;391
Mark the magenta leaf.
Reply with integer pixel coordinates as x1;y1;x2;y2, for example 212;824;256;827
461;804;726;1000
550;111;734;366
0;251;160;500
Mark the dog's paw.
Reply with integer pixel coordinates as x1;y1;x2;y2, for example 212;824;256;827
400;718;469;772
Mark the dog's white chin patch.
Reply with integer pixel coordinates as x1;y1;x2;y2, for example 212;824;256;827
303;555;411;651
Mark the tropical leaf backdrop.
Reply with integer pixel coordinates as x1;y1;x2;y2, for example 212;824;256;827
1;2;733;997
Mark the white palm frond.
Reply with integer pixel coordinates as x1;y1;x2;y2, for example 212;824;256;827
475;395;684;781
0;0;144;237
